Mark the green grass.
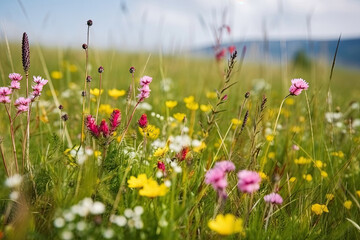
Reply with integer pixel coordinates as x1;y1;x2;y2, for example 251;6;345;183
0;42;360;240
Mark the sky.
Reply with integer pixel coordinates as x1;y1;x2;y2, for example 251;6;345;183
0;0;359;52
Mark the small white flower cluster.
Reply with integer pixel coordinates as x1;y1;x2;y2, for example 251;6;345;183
110;206;144;229
150;112;165;121
160;78;173;92
67;146;95;165
54;198;106;239
5;174;22;201
165;158;182;173
168;135;191;153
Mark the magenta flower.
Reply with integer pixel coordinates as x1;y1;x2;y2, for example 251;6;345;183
157;161;166;172
137;83;151;102
264;192;283;205
86;115;100;138
33;76;48;86
138;114;148;128
205;160;235;199
0;87;12;96
237;170;261;194
10;81;20;90
0;95;11;103
140;76;152;86
31;76;48;100
14;97;31;113
99;119;110;137
214;161;236;172
289;78;309;96
9;73;23;81
109;109;121;133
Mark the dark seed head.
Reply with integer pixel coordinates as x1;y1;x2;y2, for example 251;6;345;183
245;92;250;99
61;114;69;121
82;91;86;97
129;66;135;73
82;43;88;50
86;75;92;82
22;32;30;72
98;66;104;73
87;20;93;26
58;105;64;110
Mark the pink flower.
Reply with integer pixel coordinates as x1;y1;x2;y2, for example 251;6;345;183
138;114;148;128
99;119;110;137
237;170;261;194
33;76;48;86
228;45;236;54
14;97;31;113
137;84;151;102
86;115;100;138
157;161;166;172
9;73;22;81
140;76;152;86
292;144;299;151
215;48;226;61
109;109;121;133
205;160;235;199
9;73;22;82
0;95;11;103
10;81;20;90
0;87;12;96
264;192;283;205
214;161;235;172
289;78;309;96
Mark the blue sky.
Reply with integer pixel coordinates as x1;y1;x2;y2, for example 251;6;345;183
0;0;359;52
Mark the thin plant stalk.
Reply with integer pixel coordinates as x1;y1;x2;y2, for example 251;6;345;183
118;101;141;147
261;94;290;170
95;72;102;122
4;105;19;172
305;91;315;159
0;141;9;177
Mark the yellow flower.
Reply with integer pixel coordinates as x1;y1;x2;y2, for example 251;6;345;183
128;174;149;188
139;124;160;139
344;200;352;210
173;113;186;122
268;152;275;159
331;151;344;158
294;156;311;165
285;98;295;105
193;142;206;153
258;171;268;180
314;160;325;168
326;194;334;201
266;135;274;142
99;104;113;115
139;179;168;197
289;177;296;183
311;204;329;215
200;104;212;112
69;64;78;72
184;96;194;104
51;71;63;80
186;102;199;111
94;151;102;158
108;89;126;100
208;214;244;235
154;147;168;157
299;116;305;122
303;174;312;182
321;171;328;178
231;118;241;126
206;91;217;99
90;88;104;97
356;191;360;198
116;136;122;143
165;100;178;109
291;126;301;133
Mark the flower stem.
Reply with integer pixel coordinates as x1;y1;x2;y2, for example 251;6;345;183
95;72;102;123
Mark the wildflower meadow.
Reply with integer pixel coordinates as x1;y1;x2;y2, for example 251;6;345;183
0;17;360;240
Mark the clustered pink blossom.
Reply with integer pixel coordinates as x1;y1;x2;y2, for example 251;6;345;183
138;114;148;128
137;76;152;102
14;97;31;113
237;170;261;194
289;78;309;96
31;76;48;100
9;73;22;90
157;161;165;172
109;109;121;132
205;160;235;199
0;87;12;103
86;109;122;142
264;192;283;205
